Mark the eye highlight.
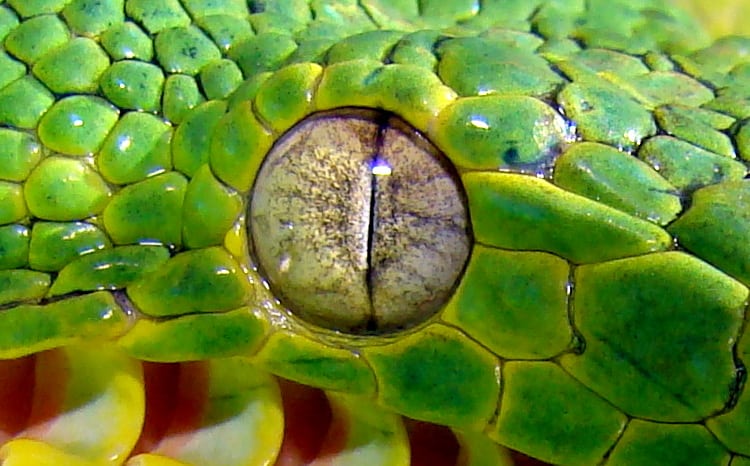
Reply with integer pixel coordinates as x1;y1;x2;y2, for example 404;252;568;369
249;109;472;335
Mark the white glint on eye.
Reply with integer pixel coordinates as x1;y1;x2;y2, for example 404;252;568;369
372;160;392;176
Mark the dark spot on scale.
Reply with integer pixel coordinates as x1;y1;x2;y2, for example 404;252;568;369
248;1;267;13
503;147;520;164
183;46;198;59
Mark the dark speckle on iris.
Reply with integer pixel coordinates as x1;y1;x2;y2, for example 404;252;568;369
249;109;472;335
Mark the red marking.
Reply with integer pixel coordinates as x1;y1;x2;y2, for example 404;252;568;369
406;419;459;466
404;418;552;466
153;361;210;456
0;354;35;442
274;379;332;466
309;395;349;466
509;449;553;466
23;349;68;437
131;362;180;455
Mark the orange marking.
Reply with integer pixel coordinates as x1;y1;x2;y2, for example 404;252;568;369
0;354;34;442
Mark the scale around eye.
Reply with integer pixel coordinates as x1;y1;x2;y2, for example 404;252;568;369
248;108;472;335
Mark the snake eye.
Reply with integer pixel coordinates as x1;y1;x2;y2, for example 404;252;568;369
249;109;471;335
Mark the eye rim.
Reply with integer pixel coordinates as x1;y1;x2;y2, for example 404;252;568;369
247;107;475;337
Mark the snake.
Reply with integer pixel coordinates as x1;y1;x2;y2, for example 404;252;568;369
0;1;749;465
